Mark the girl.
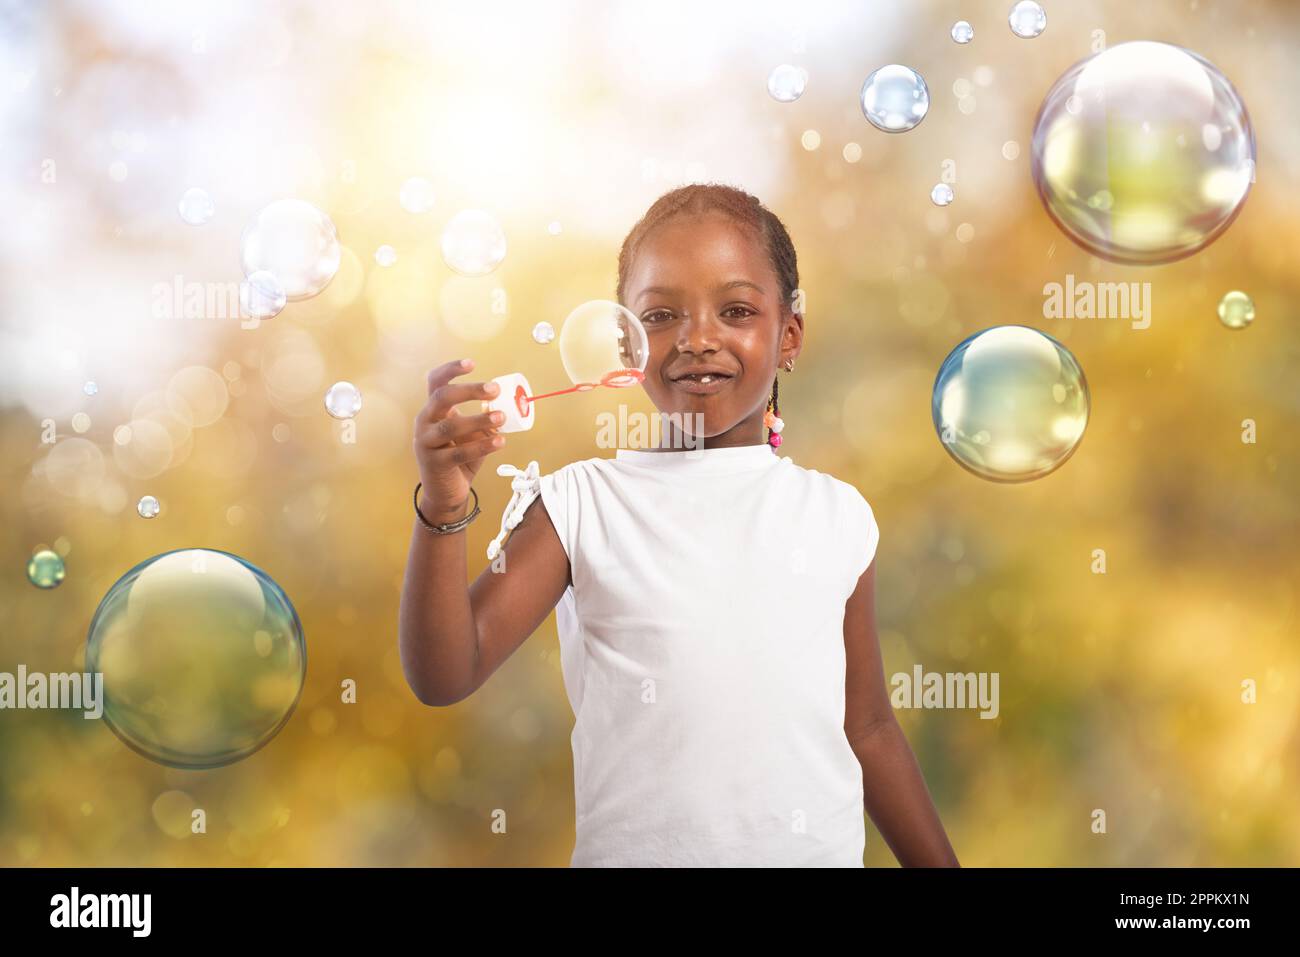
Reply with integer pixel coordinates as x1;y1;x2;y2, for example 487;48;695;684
399;184;959;868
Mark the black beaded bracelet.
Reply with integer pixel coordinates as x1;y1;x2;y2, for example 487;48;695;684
414;482;480;534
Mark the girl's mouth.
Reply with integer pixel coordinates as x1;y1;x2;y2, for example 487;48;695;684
671;373;733;395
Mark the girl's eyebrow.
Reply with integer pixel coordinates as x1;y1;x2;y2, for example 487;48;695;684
636;279;765;304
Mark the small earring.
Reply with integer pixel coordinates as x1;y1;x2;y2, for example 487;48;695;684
784;359;795;372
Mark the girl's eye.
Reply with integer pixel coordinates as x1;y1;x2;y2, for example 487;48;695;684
641;307;753;324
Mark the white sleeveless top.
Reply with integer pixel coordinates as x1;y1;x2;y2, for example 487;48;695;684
535;442;879;866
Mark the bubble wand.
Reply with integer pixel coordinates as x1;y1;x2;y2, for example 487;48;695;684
482;301;649;560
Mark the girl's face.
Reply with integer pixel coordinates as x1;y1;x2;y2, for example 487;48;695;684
623;211;803;449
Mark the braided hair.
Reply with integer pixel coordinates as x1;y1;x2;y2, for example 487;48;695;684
615;183;799;447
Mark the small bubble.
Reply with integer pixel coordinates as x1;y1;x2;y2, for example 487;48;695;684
531;321;556;345
239;271;287;320
956;222;975;243
399;177;436;214
1008;1;1047;39
842;142;863;163
767;64;808;103
324;381;362;419
177;187;215;226
1002;140;1021;160
861;64;930;132
801;129;821;150
83;380;98;396
137;495;161;519
27;549;65;589
71;412;91;433
374;244;397;267
931;183;955;206
547;221;562;235
1217;290;1254;329
951;20;974;44
441;210;506;277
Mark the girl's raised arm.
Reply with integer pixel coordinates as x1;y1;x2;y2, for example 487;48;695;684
398;359;570;706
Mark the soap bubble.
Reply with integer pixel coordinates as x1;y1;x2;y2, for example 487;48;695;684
931;183;955;206
27;548;65;589
240;199;341;300
531;321;555;345
1217;290;1254;329
239;270;287;320
1008;1;1046;38
441;209;506;277
324;381;363;419
951;20;974;44
137;495;160;519
860;64;929;133
1031;41;1255;265
932;325;1089;483
399;177;436;214
767;64;808;103
177;187;215;226
558;300;649;388
85;548;306;769
374;244;397;267
83;381;98;396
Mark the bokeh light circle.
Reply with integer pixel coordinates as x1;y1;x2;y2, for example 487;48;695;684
1030;40;1255;265
85;548;307;769
931;325;1089;483
440;209;507;277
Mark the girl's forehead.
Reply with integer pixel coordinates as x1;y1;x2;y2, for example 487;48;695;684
628;214;775;297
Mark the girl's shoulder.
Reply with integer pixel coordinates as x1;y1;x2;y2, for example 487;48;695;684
777;457;876;513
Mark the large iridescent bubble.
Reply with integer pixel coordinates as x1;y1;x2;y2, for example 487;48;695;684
1030;41;1255;265
86;548;306;769
932;325;1089;483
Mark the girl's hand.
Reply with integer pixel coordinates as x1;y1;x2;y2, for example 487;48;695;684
413;358;507;521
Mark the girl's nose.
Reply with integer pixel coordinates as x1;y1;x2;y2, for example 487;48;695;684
675;309;723;351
